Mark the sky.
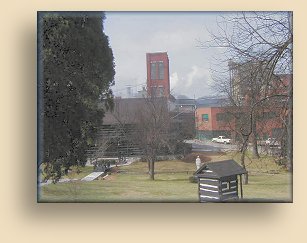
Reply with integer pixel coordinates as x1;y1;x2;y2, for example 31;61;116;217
104;12;225;99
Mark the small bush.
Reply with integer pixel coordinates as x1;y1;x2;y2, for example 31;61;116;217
93;159;116;172
189;175;198;183
275;157;289;170
175;154;184;160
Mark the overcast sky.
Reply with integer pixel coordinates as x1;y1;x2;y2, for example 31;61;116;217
104;12;225;99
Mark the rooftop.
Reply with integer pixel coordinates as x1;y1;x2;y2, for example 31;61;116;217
196;97;228;108
102;97;169;125
195;160;247;179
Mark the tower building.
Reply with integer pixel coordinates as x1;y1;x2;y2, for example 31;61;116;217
146;52;170;98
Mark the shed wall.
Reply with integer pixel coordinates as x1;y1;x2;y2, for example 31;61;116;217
198;175;239;202
221;175;238;201
198;178;220;202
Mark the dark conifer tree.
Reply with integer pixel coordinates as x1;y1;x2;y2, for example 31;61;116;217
40;12;115;182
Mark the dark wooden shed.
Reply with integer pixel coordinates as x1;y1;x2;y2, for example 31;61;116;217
194;160;247;202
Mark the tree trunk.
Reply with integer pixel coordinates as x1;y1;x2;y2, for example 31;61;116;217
287;81;293;172
251;118;260;159
241;145;249;184
287;99;293;172
150;159;155;180
251;134;259;159
243;171;249;185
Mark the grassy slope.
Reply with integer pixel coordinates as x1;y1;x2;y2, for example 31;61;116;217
40;161;198;202
39;155;292;202
243;173;292;201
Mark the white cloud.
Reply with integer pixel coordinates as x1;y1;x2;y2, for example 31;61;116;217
170;72;179;89
185;65;210;88
186;66;198;87
104;12;221;98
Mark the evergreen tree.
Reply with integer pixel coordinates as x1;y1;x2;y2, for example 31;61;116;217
39;12;115;182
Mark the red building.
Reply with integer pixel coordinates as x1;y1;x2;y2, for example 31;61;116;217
195;100;233;140
146;52;170;98
195;74;292;141
196;105;287;140
196;107;229;134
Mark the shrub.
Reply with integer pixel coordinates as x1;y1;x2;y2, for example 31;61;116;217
93;159;116;172
189;175;198;183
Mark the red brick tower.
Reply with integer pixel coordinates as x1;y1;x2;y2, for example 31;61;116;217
146;52;170;98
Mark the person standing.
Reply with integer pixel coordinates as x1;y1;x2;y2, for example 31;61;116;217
195;155;201;170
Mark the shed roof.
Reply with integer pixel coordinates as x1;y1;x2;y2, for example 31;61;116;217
195;160;247;179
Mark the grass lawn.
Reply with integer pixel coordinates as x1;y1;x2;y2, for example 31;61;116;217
243;173;292;201
39;155;292;203
39;161;198;202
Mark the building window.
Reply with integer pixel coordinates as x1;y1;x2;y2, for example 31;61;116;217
202;114;209;122
158;62;164;80
226;182;230;190
158;86;164;97
150;62;157;80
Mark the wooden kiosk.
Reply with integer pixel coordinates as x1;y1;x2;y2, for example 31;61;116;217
194;160;247;202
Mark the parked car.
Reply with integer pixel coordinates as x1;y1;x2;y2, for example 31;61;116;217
212;136;231;144
265;138;280;147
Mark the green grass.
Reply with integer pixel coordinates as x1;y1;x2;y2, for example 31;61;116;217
243;173;292;201
39;161;198;202
63;166;94;179
39;156;292;203
39;164;94;182
208;151;287;173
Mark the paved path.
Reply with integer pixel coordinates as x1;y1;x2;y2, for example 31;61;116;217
185;139;239;152
185;139;280;155
39;178;79;186
39;157;139;186
81;172;105;182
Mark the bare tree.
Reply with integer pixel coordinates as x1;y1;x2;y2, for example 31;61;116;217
202;12;293;181
132;97;173;180
90;132;113;167
229;60;285;159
